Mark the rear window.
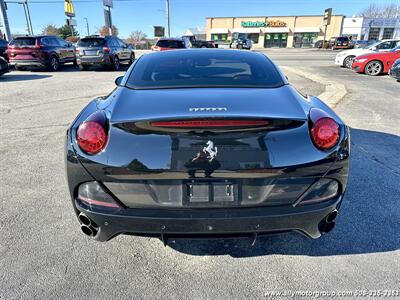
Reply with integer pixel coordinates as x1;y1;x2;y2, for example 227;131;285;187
78;38;106;47
336;37;348;42
126;51;285;89
156;40;185;48
10;37;37;47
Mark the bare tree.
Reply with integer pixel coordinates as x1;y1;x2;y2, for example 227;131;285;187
42;24;59;36
359;3;399;18
127;30;147;44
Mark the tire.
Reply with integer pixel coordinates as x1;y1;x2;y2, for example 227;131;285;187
343;56;355;69
48;55;59;71
238;44;243;49
128;53;135;65
365;60;383;76
111;56;120;71
200;45;207;48
79;64;89;71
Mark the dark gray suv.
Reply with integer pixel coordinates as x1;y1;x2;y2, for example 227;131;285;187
76;36;135;71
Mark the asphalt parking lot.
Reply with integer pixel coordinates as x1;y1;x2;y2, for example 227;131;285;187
0;49;399;299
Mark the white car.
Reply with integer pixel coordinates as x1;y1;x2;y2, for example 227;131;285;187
335;39;400;68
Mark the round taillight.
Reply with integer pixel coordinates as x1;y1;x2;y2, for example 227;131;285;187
77;121;107;154
311;117;339;150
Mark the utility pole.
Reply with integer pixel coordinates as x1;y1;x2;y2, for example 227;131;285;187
84;17;89;36
166;0;170;37
24;0;33;34
20;1;31;34
0;0;12;40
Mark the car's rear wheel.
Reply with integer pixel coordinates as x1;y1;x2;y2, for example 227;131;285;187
343;55;355;69
111;56;120;71
48;55;59;71
201;45;207;48
365;60;383;76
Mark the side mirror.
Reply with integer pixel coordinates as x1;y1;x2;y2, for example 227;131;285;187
115;76;124;86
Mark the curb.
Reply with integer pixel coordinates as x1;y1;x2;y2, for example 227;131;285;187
281;66;347;108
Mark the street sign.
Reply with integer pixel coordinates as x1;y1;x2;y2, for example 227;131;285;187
323;8;332;26
154;26;165;37
66;18;77;26
64;0;75;17
104;8;112;28
103;0;113;8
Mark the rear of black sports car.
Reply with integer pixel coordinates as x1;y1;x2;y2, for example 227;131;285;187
65;50;350;243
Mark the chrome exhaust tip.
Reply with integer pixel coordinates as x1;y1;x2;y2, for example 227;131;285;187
319;210;338;234
78;213;91;226
81;225;94;237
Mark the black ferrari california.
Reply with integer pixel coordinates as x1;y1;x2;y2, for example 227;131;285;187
65;49;350;243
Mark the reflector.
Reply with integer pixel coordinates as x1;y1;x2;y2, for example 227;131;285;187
78;182;120;209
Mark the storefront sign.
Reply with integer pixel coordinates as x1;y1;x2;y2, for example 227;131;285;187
241;20;286;28
267;20;286;27
241;21;266;27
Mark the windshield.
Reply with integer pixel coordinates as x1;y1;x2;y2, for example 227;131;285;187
126;51;285;89
78;38;106;47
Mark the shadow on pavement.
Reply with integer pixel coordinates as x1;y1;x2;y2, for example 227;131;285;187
168;128;400;257
0;73;52;81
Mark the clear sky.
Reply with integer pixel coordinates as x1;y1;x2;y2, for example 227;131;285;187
4;0;400;38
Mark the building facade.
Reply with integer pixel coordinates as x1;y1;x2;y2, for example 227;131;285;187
206;15;345;48
342;17;400;40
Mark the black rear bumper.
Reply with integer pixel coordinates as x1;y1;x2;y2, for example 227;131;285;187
75;195;342;242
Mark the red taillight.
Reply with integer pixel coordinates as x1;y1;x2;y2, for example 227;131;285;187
75;47;80;53
103;46;110;53
77;122;107;154
151;120;270;128
77;111;108;154
310;117;339;150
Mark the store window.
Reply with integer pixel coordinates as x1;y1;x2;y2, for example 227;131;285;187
211;34;228;42
293;33;318;48
247;33;259;44
382;28;395;40
264;33;288;48
368;28;380;40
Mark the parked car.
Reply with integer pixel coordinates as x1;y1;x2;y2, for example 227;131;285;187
0;56;9;76
182;35;217;48
389;58;400;81
331;36;352;50
352;46;400;76
152;38;189;51
230;37;252;50
76;36;135;71
65;49;350;243
351;40;378;49
0;38;8;60
314;40;328;49
335;39;400;69
8;35;76;71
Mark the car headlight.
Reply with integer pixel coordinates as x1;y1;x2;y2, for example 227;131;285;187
355;58;367;63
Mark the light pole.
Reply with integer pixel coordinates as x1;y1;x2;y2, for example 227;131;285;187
84;17;89;36
24;0;33;35
166;0;170;37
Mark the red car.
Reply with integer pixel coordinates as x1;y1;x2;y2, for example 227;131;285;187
152;38;188;51
8;35;76;71
352;46;400;76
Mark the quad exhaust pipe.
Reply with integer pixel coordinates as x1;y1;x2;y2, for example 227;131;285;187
79;213;98;237
319;210;338;234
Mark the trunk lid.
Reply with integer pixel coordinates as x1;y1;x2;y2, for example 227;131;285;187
110;85;307;124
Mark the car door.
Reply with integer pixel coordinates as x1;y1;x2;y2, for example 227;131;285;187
48;37;64;61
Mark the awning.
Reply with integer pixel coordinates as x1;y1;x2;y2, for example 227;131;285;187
294;27;321;33
264;27;290;33
232;28;261;34
210;28;229;34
